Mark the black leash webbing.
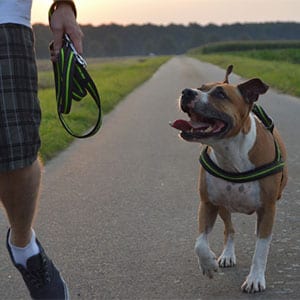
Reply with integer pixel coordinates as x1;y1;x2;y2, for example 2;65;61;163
51;34;102;138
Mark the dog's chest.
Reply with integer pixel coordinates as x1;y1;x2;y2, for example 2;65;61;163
205;174;261;214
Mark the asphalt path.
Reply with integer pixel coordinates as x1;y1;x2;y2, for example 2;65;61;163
0;56;299;299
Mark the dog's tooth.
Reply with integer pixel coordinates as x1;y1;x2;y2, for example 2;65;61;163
204;126;212;133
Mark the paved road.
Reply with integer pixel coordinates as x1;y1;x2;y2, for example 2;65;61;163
0;57;299;299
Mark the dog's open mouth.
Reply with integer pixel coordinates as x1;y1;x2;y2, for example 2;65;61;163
170;113;230;141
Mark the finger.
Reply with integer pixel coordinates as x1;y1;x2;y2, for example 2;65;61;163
52;29;64;56
67;29;83;54
50;53;58;63
49;47;57;62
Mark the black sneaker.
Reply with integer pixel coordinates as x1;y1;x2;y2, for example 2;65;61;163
6;229;69;300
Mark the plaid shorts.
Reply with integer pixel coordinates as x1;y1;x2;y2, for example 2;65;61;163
0;24;41;172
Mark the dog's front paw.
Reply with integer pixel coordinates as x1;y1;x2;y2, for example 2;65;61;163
195;236;218;279
218;235;236;268
218;250;236;268
241;272;266;293
197;253;218;279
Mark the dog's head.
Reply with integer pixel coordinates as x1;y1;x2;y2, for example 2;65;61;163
170;65;269;143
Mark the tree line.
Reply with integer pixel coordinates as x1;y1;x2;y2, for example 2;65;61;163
33;22;300;59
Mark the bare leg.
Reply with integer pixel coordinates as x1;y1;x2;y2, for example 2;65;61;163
0;159;41;247
1;159;69;298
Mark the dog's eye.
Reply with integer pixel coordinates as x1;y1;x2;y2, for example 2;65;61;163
218;90;227;99
212;87;228;100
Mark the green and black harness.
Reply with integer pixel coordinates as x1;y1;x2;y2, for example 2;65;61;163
199;105;285;183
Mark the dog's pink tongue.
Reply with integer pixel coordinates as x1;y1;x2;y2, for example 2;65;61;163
170;119;192;131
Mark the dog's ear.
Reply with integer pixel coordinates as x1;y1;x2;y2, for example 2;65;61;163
238;78;269;103
223;65;233;83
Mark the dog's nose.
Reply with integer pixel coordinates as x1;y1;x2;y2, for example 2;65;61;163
181;88;197;113
182;88;197;99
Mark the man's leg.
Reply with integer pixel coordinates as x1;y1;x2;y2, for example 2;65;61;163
0;159;41;248
0;23;68;299
0;159;69;299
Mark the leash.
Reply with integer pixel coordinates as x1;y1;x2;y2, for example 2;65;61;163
50;34;102;138
199;104;285;183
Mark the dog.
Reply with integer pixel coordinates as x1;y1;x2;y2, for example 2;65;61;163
170;65;287;293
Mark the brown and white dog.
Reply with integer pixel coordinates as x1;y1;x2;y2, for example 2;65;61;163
170;66;287;293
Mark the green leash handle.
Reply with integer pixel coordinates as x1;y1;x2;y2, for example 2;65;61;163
51;34;102;138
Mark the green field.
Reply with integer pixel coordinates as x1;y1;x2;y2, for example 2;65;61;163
188;41;300;97
38;56;169;162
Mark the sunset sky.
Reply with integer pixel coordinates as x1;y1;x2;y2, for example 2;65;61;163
32;0;300;26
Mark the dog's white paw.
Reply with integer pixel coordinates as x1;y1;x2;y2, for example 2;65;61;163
195;236;218;278
197;252;218;279
241;272;266;293
241;237;271;293
218;248;236;268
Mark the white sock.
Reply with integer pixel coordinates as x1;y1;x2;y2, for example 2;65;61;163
9;229;40;268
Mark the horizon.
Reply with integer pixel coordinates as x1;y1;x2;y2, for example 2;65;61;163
32;20;300;27
32;0;300;27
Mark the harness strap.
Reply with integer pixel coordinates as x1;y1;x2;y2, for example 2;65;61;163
252;104;274;133
51;34;102;138
199;105;285;183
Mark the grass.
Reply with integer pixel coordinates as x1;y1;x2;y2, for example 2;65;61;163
38;56;170;162
189;48;300;98
221;49;300;64
191;40;300;54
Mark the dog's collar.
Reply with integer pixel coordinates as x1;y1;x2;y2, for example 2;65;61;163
199;105;285;183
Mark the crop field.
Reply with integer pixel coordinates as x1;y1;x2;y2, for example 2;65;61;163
188;41;300;97
37;56;170;162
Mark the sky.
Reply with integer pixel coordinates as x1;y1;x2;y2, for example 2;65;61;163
32;0;300;26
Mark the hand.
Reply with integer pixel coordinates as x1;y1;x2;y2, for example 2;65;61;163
49;3;83;61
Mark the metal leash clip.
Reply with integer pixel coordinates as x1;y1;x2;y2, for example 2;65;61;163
64;34;87;67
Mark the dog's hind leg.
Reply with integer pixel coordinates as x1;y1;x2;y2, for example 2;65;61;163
217;206;236;268
194;200;219;279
